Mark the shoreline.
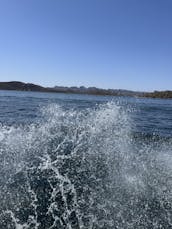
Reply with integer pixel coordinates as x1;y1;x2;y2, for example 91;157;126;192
0;81;171;99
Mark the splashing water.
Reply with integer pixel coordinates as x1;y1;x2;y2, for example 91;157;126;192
0;102;172;229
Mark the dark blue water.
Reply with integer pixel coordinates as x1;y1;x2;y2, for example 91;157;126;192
0;90;172;228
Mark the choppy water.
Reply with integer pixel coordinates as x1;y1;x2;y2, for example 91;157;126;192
0;90;172;229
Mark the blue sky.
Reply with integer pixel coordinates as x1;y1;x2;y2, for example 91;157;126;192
0;0;172;91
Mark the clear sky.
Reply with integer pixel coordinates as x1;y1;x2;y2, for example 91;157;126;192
0;0;172;91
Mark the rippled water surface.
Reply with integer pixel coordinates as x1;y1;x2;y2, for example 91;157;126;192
0;90;172;229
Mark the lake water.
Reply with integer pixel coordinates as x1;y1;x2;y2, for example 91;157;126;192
0;90;172;228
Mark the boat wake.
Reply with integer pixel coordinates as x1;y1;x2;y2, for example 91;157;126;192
0;102;172;228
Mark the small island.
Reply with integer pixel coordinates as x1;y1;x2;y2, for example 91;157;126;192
0;81;171;98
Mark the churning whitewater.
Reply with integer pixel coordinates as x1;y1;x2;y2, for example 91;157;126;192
0;102;172;229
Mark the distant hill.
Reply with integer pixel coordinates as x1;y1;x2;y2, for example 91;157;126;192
0;81;46;92
52;85;144;97
143;90;172;99
0;81;171;98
